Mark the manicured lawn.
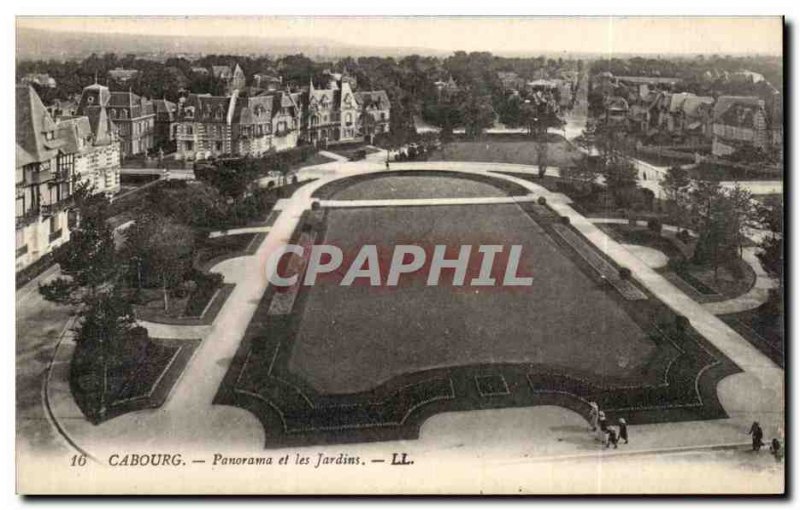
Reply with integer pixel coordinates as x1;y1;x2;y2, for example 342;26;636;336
289;203;654;394
689;162;783;182
288;151;336;170
328;174;507;200
429;135;584;168
721;305;784;367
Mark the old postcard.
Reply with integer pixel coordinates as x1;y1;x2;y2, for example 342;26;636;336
14;15;785;494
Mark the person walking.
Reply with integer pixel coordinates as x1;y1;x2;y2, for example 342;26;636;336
618;418;628;444
588;402;600;432
770;438;783;462
596;411;608;443
605;427;619;449
748;421;764;452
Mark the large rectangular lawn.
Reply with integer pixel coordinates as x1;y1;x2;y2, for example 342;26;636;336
288;204;655;394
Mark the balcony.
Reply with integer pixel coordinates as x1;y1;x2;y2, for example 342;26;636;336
40;196;75;216
16;206;40;228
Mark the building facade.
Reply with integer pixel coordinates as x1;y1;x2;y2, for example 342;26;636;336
711;96;769;157
56;103;121;196
16;85;76;271
172;89;303;160
303;78;390;146
76;86;155;158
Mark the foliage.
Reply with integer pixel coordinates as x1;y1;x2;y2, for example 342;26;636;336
689;182;757;277
122;212;196;311
39;183;118;305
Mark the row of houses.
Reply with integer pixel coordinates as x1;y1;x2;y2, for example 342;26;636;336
16;84;122;271
594;72;782;158
172;75;390;161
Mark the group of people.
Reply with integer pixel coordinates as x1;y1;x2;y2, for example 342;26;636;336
748;421;784;462
586;406;784;462
588;402;627;449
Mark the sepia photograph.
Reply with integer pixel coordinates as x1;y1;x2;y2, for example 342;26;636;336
12;13;786;495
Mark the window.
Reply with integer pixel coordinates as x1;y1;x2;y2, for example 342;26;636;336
345;113;353;125
121;109;128;119
186;126;193;136
87;96;95;104
185;141;194;151
215;141;223;152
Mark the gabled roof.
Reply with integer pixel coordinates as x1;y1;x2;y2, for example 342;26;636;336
354;90;390;109
56;116;92;153
180;93;232;123
84;106;114;145
76;83;112;113
16;84;63;167
108;91;154;118
232;95;273;125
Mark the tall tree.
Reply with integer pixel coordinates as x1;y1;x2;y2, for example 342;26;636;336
661;166;692;220
122;213;195;312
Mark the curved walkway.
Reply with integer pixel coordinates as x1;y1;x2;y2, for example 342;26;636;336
588;217;778;314
208;226;270;239
703;247;779;315
43;159;783;466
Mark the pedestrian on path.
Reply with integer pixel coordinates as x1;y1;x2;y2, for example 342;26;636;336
588;401;599;432
770;438;783;462
596;411;608;443
605;427;619;449
618;418;628;444
748;421;764;452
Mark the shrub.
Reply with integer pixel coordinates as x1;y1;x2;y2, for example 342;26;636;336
311;201;321;211
677;229;692;244
675;314;690;336
560;215;571;224
537;196;547;205
647;218;663;234
619;267;632;280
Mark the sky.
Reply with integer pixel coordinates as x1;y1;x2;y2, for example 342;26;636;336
16;16;783;56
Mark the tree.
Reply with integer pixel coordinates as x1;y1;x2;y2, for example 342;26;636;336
756;196;783;280
561;159;601;195
661;166;692;220
459;90;495;138
359;107;377;145
39;183;118;305
603;157;640;207
71;287;140;422
37;183;139;422
689;182;756;279
123;213;195;312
